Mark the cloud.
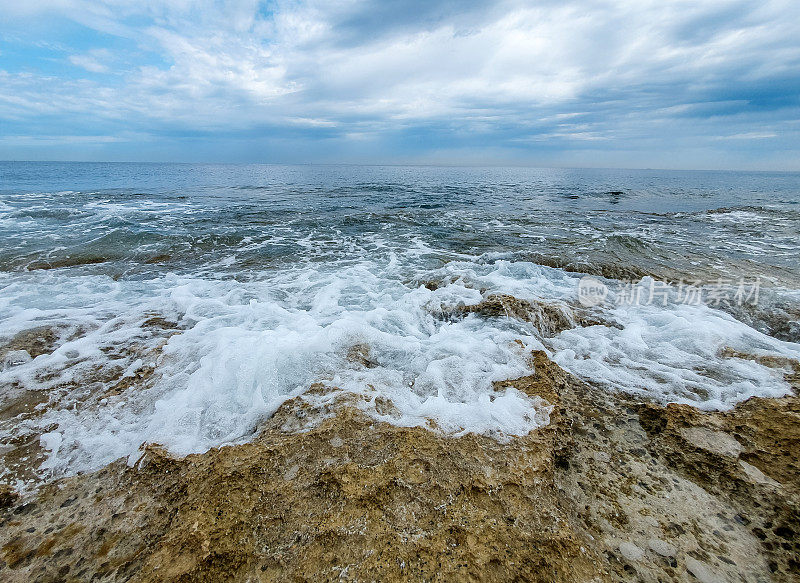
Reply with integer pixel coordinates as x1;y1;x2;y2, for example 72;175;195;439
716;132;778;140
0;0;798;167
0;134;126;145
68;49;113;73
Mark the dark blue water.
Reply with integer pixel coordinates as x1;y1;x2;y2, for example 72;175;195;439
2;162;799;283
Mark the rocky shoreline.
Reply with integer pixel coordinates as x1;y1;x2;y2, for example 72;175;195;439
1;347;797;582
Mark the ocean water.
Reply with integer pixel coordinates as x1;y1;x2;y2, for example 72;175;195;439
1;162;799;483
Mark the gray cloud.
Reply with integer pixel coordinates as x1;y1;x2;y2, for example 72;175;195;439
0;0;798;167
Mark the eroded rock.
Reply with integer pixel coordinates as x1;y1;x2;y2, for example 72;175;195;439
447;293;615;337
0;350;797;582
0;364;607;583
678;427;742;458
0;326;60;361
638;356;800;580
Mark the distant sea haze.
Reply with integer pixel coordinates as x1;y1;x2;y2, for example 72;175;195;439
1;162;799;482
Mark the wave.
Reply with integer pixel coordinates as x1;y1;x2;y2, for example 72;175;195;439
1;255;798;485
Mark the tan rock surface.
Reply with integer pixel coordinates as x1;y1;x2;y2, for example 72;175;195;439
0;348;797;582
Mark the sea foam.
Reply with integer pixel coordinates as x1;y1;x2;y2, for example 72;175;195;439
1;258;798;482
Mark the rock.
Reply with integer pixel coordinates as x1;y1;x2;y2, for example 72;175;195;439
0;326;59;360
648;538;676;557
0;484;18;508
436;292;622;336
1;349;797;582
685;556;723;583
451;294;576;336
593;451;611;463
27;255;108;270
346;343;378;368
739;460;781;487
1;349;32;369
0;355;607;583
679;427;742;458
283;464;299;481
618;541;644;562
637;355;800;582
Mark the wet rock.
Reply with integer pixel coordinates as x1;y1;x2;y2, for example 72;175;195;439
346;343;378;368
0;322;173;488
0;350;797;582
143;254;171;265
456;294;576;336
521;252;657;282
1;350;32;370
447;293;617;337
141;316;179;330
26;255;108;270
0;357;608;582
0;485;19;508
0;327;59;360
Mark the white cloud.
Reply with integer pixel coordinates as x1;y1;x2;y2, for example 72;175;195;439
716;132;778;140
68;49;113;73
0;134;127;144
0;0;799;165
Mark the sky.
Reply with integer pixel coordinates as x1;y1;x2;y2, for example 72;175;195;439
0;0;799;169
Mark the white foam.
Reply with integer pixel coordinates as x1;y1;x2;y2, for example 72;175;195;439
1;259;798;482
550;278;799;408
0;261;553;478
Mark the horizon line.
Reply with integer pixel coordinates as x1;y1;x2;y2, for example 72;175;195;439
1;160;799;174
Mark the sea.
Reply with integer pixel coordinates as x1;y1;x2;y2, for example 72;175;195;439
1;162;799;484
